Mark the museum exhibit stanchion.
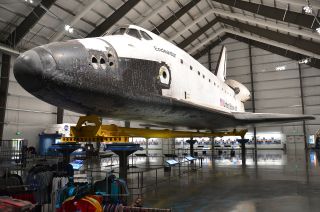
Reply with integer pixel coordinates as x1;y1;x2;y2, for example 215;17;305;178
237;139;249;166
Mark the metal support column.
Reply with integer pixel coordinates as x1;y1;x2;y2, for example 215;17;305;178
186;139;197;157
211;137;215;159
186;139;197;164
298;64;307;149
57;107;64;124
171;138;175;155
208;48;212;72
237;139;249;166
145;126;149;155
0;54;10;140
146;138;149;156
249;43;257;158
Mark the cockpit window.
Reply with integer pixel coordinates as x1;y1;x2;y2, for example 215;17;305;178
127;28;141;39
112;28;126;35
140;31;152;40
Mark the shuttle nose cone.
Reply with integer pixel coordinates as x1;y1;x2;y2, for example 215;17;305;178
14;49;52;92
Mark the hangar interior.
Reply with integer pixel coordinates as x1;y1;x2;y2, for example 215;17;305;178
0;0;320;211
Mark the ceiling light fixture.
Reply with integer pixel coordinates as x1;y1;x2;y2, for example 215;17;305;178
303;5;312;14
298;58;311;64
24;0;33;3
64;25;74;34
303;1;320;36
275;65;286;71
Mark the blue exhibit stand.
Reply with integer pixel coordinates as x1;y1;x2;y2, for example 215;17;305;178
49;143;81;163
104;143;142;181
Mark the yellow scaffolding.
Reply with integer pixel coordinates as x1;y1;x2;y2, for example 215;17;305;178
61;115;248;143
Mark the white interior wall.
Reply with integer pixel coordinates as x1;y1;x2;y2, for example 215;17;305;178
198;38;320;139
2;56;83;149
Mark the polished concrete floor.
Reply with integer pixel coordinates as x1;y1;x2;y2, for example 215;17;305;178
142;149;320;212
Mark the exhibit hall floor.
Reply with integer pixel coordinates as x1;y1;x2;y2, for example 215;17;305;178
142;149;320;212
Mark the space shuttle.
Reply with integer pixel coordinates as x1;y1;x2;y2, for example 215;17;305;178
13;25;314;130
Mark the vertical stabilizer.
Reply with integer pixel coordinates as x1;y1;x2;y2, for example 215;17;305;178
214;46;227;82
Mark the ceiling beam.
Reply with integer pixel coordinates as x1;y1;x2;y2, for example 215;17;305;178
263;0;320;10
177;18;218;49
192;34;229;59
0;43;20;56
51;0;101;41
212;0;320;30
188;28;225;54
227;33;320;69
169;9;212;42
223;28;320;59
138;0;173;26
192;28;320;60
87;0;141;38
213;8;320;42
152;0;200;35
218;17;320;57
5;0;57;47
192;31;320;70
173;5;320;50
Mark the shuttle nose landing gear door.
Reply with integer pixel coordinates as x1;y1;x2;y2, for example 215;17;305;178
159;65;170;86
153;48;174;97
157;62;172;97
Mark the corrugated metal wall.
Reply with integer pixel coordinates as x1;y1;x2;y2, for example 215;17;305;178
198;38;320;137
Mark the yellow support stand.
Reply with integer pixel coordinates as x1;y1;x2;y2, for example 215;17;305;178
61;115;248;143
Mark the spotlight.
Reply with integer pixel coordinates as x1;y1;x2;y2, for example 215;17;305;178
275;65;286;71
303;5;312;14
64;25;70;31
317;27;320;34
298;58;311;64
64;25;74;34
24;0;33;3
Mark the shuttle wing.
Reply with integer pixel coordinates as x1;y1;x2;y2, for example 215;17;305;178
232;112;314;124
161;99;315;130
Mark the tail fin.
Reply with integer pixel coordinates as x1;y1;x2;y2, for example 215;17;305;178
214;46;227;82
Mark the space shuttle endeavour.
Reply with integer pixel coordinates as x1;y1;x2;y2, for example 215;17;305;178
13;25;314;130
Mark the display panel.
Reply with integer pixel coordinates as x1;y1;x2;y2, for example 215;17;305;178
166;159;179;165
308;135;315;144
185;156;196;161
70;160;84;170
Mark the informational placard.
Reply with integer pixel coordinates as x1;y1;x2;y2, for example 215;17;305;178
166;159;179;165
185;156;196;161
308;135;315;145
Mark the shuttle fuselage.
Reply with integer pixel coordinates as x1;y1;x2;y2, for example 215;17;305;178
13;25;313;130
